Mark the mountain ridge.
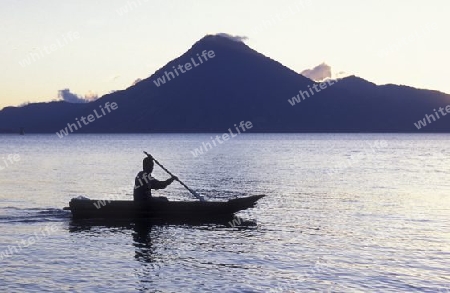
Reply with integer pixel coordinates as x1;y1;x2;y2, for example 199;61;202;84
1;34;449;133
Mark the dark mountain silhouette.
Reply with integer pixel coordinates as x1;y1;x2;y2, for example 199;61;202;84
1;34;449;133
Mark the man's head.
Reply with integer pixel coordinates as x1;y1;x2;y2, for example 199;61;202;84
143;157;154;173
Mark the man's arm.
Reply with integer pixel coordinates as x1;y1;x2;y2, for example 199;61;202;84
150;176;177;190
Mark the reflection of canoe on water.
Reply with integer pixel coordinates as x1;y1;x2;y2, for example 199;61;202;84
63;195;266;220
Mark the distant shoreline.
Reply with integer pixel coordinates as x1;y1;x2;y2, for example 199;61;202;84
2;131;450;134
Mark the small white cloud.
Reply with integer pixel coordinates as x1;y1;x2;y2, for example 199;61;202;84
84;91;99;102
58;89;86;103
301;63;332;82
58;89;98;103
215;33;248;43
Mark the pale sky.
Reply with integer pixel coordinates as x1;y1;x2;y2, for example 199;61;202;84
0;0;448;109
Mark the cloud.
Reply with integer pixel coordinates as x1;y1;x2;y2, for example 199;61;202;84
58;89;98;103
215;33;248;43
58;89;86;103
301;63;332;82
17;101;31;107
84;91;99;102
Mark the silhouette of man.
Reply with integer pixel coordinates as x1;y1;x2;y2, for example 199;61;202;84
133;156;176;201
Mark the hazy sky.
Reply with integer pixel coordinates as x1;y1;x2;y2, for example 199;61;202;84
0;0;448;109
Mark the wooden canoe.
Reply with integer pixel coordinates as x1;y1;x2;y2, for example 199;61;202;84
64;195;265;220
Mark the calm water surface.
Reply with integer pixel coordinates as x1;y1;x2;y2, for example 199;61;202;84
0;134;449;292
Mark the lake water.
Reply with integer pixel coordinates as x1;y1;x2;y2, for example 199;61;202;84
0;134;449;292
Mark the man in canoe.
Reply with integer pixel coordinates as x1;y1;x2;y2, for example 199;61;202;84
133;156;177;201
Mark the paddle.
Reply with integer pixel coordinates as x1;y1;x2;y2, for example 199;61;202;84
143;151;205;201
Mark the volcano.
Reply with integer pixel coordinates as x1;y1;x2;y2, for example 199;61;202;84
1;34;450;133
